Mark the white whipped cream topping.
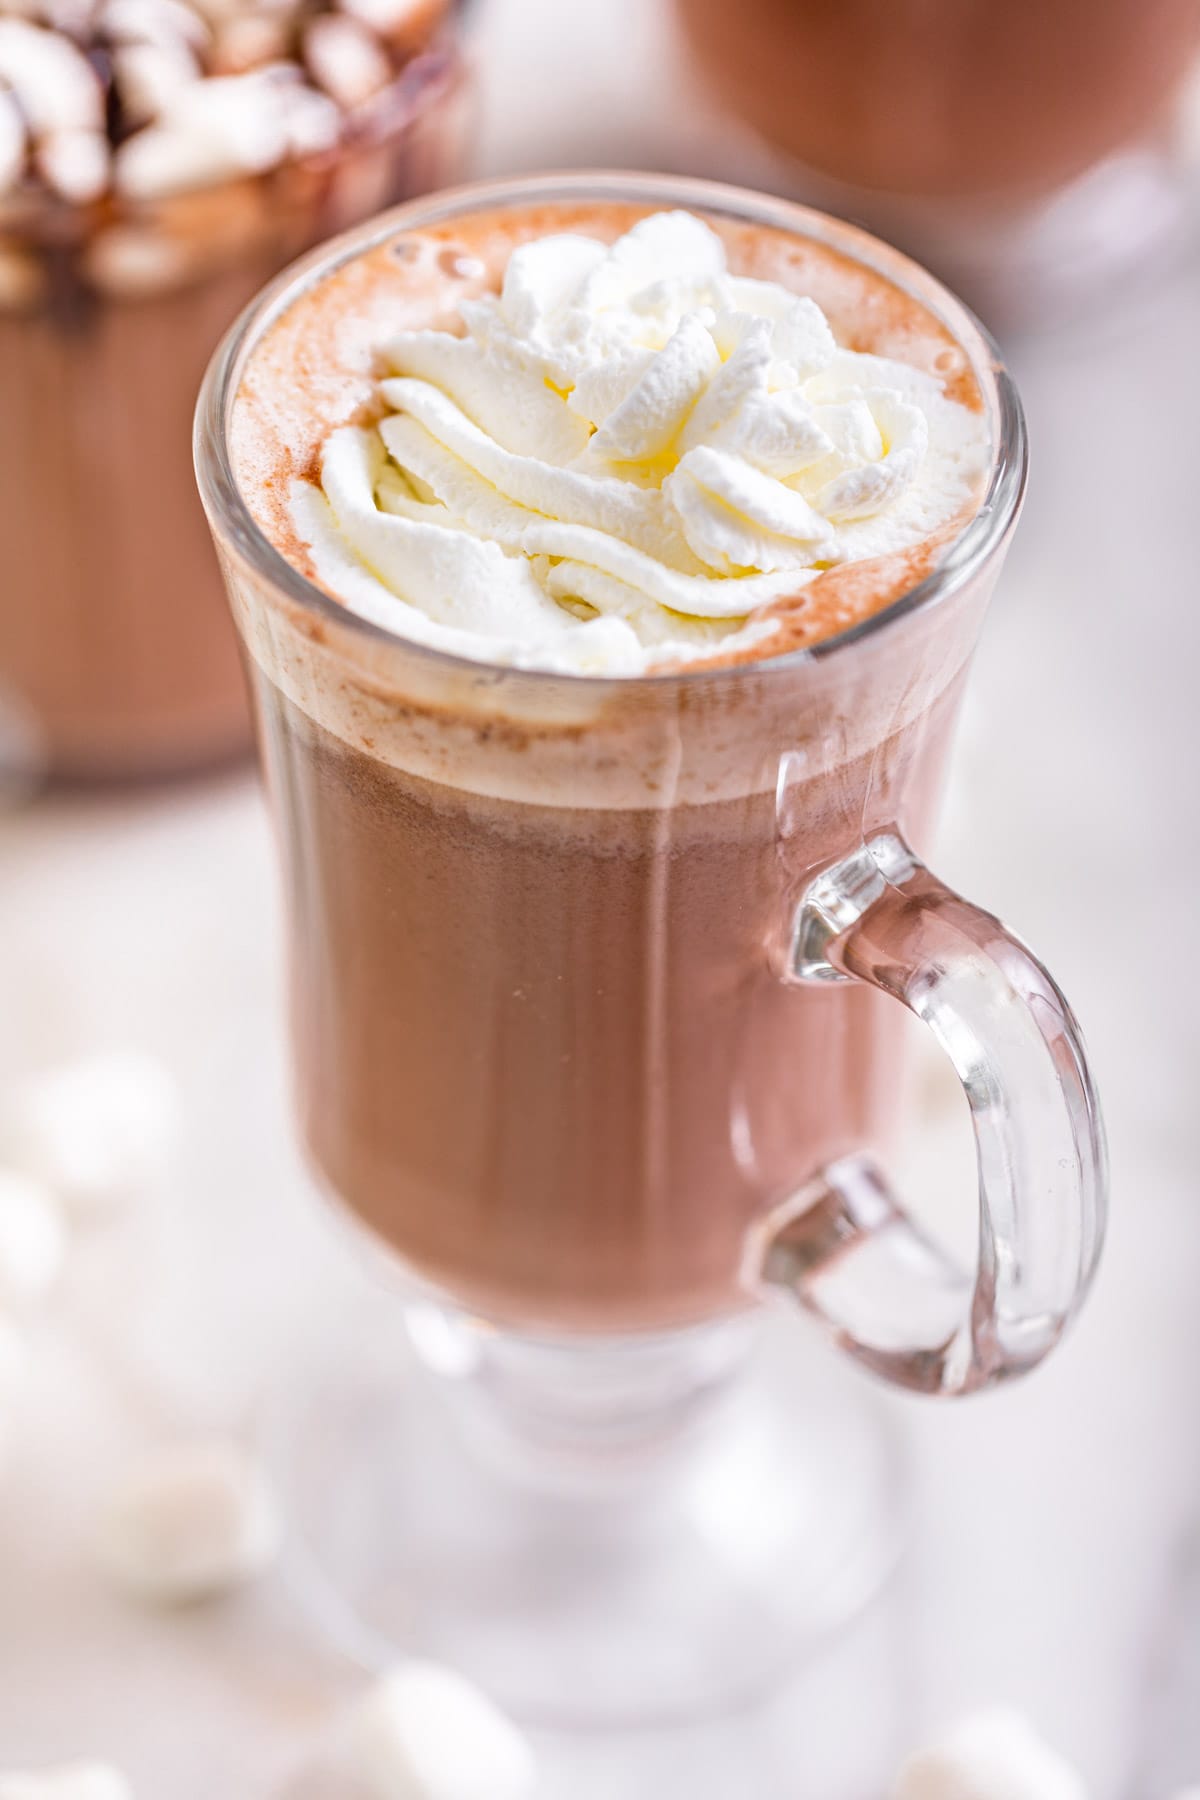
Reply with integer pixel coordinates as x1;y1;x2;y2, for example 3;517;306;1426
293;211;990;674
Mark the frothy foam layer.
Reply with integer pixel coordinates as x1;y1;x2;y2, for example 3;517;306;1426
227;196;998;806
280;209;988;675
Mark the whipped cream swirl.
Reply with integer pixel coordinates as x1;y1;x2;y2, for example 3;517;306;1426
294;211;990;674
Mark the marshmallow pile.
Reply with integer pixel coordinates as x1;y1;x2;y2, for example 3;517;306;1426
0;0;448;211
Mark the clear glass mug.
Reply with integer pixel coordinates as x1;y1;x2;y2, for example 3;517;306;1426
196;173;1107;1720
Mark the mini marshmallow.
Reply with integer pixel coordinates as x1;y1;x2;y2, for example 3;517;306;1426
0;1765;134;1800
97;1439;282;1605
102;0;211;53
304;13;391;109
337;0;427;37
112;40;201;123
36;130;111;204
213;12;290;74
281;85;343;158
0;1170;67;1310
0;20;103;135
344;1663;537;1800
115;69;291;198
893;1709;1087;1800
0;1053;179;1221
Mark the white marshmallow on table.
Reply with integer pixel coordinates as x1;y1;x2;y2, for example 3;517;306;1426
0;1170;67;1310
0;1052;179;1222
0;1765;132;1800
96;1439;283;1606
893;1709;1088;1800
343;1663;537;1800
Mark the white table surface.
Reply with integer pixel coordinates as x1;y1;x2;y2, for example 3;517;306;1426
2;2;1199;1793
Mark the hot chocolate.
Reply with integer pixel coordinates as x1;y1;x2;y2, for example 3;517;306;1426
675;0;1200;202
218;189;998;1332
0;0;467;779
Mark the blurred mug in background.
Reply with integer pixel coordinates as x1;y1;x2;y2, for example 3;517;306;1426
674;0;1200;322
0;0;470;784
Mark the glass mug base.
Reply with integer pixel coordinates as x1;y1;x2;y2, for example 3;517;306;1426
264;1300;904;1725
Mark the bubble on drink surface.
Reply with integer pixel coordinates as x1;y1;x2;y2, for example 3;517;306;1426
435;247;484;281
934;345;966;379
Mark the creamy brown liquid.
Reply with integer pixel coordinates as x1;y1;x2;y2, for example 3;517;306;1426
230;196;992;1330
676;0;1200;201
3;259;265;777
0;41;463;780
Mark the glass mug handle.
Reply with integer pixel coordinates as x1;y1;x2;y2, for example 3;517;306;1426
749;833;1107;1396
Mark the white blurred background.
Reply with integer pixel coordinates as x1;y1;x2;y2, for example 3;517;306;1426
1;0;1199;1793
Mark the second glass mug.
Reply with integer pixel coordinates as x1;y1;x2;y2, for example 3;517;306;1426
196;173;1107;1721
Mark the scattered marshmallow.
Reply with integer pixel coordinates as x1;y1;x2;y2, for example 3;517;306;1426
343;1663;537;1800
0;1052;179;1222
0;1170;67;1310
36;130;111;204
96;1438;283;1605
0;1765;134;1800
0;19;103;136
893;1709;1087;1800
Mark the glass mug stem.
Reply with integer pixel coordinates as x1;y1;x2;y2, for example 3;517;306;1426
752;832;1107;1394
